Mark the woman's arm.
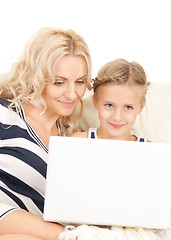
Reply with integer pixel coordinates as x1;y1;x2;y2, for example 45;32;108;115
0;209;64;240
0;234;43;240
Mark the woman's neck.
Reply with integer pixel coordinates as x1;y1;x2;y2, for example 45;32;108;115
22;102;60;147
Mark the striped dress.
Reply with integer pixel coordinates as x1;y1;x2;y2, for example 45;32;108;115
0;98;48;219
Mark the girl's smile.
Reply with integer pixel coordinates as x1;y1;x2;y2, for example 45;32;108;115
94;84;144;140
108;123;126;129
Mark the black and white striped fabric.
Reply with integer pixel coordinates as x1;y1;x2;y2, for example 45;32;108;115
0;98;48;219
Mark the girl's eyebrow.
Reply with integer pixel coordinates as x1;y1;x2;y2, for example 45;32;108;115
124;103;135;106
103;100;113;103
55;74;88;81
103;101;135;106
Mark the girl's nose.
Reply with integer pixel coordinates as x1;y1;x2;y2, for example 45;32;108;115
112;108;122;121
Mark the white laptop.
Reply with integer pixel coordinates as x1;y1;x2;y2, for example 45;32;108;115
43;136;171;229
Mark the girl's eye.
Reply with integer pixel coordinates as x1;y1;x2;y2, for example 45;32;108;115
105;103;113;108
125;105;133;110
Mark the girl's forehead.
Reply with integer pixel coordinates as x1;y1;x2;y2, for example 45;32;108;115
99;83;140;93
97;84;143;103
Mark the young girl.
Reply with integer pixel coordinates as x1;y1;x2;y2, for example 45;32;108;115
68;59;171;240
71;58;150;142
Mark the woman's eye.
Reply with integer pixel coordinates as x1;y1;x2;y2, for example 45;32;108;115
76;79;86;85
125;105;133;110
105;103;113;108
54;81;64;86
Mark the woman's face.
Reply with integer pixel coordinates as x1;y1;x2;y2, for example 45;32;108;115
42;55;88;118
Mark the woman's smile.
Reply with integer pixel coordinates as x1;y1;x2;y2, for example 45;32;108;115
57;100;76;108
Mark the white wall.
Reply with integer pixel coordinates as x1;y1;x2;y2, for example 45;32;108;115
0;0;171;83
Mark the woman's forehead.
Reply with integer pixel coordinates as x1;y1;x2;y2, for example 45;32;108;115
53;55;88;77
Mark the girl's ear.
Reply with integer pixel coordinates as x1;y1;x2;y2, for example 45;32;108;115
138;104;144;114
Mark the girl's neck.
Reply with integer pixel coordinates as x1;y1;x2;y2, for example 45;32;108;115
97;127;136;141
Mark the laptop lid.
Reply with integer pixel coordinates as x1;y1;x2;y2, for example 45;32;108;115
43;136;171;229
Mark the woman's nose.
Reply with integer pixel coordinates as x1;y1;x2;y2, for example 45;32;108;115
64;84;77;100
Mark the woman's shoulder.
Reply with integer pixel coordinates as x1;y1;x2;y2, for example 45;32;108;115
0;98;10;108
70;131;88;138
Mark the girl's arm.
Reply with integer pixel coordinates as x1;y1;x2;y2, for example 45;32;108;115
0;209;64;240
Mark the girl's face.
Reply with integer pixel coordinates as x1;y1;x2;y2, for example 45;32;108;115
94;84;144;140
42;55;88;118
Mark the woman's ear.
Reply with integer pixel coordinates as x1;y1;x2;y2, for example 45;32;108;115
93;97;98;110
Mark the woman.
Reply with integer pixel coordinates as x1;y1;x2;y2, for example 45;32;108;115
0;27;92;240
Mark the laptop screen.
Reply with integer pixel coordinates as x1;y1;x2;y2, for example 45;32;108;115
44;136;171;229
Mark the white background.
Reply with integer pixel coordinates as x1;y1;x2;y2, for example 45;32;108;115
0;0;171;83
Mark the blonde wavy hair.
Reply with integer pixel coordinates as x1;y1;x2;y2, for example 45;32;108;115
0;27;92;134
93;58;148;104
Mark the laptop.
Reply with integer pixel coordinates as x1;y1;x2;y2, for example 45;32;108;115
43;136;171;229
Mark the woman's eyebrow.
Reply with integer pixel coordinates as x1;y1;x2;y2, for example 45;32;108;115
55;74;88;80
76;74;88;80
55;76;67;80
